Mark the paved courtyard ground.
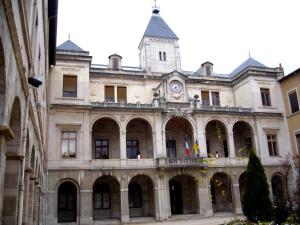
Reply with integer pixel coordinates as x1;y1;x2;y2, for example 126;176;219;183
129;214;236;225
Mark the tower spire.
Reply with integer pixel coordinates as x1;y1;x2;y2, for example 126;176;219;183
152;0;160;15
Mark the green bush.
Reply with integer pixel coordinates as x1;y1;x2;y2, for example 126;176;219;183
242;150;273;222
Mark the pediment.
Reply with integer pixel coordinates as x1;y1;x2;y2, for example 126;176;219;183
161;70;188;81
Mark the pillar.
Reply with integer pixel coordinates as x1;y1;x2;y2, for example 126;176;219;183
195;116;207;158
197;175;213;216
232;183;242;214
80;190;93;225
120;128;126;160
154;174;170;221
120;176;129;223
228;131;236;158
0;135;6;225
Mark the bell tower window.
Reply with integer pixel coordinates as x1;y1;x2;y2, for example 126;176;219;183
159;51;167;61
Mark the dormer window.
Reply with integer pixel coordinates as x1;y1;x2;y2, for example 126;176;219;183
201;61;213;76
159;51;166;61
108;54;122;70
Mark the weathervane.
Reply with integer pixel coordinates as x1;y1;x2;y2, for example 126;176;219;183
68;33;71;40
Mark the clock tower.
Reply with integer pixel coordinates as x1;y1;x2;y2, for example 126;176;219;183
138;5;182;74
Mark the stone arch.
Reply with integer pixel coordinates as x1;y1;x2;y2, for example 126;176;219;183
165;117;195;158
57;181;78;222
90;115;122;131
92;117;120;159
210;172;233;212
93;175;120;220
205;120;229;158
128;175;155;218
232;121;255;157
7;96;22;154
0;37;6;124
271;172;287;207
169;174;198;215
204;118;229;132
126;118;154;159
125;115;154;130
163;116;197;137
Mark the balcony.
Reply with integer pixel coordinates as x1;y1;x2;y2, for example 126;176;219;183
91;101;252;114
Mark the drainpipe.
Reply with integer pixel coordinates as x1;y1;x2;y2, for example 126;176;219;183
17;92;30;225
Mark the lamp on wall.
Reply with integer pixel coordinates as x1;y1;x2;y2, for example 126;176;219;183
28;77;43;88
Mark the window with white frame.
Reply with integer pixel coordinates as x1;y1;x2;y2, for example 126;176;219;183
288;90;299;114
61;131;77;158
267;134;278;156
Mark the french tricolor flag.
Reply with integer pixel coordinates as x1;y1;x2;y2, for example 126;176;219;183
185;134;191;157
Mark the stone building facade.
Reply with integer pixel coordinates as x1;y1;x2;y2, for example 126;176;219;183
47;8;292;225
279;68;300;160
0;0;57;225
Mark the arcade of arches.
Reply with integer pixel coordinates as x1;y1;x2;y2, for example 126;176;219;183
51;170;288;222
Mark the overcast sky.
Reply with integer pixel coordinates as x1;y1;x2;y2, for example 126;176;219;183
57;0;300;75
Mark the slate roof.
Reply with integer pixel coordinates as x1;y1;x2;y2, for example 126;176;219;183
57;40;84;51
231;57;266;76
143;14;178;40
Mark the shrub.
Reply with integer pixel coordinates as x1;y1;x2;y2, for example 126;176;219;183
242;150;273;222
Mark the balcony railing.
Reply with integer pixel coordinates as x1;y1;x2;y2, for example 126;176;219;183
157;157;208;168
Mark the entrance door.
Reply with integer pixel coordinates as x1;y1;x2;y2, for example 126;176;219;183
166;140;176;158
169;180;183;214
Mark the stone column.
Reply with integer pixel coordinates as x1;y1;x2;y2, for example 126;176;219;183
120;128;126;160
232;183;242;214
80;190;93;225
154;113;165;158
46;191;57;225
0;135;6;225
197;175;213;216
195;116;207;157
120;176;129;223
154;174;170;221
228;131;236;158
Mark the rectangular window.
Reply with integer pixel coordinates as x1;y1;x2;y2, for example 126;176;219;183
63;76;77;97
95;139;109;159
61;131;77;158
105;86;114;102
211;92;220;106
260;88;271;106
288;91;299;114
126;140;139;159
296;133;300;154
267;134;278;156
201;91;210;106
117;86;127;103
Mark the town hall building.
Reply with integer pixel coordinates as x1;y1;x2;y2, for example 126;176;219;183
47;6;292;225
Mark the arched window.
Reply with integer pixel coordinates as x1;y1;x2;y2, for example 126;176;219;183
58;182;77;222
94;183;111;209
129;182;142;208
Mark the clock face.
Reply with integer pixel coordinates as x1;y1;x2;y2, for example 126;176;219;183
170;80;183;93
